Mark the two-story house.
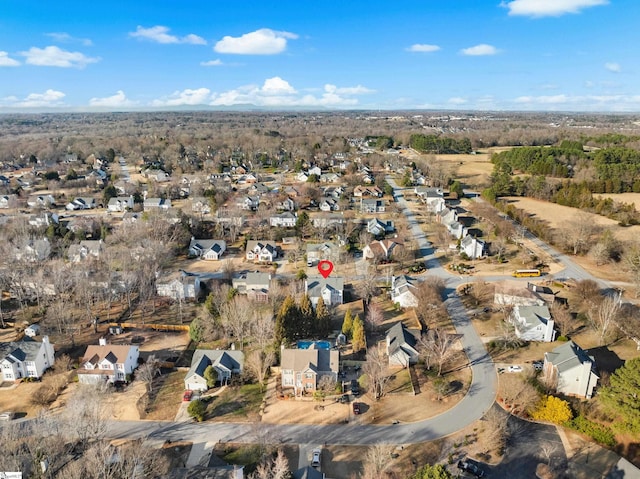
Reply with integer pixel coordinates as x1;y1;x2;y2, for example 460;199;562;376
67;239;105;262
305;277;344;306
367;218;395;236
360;199;386;213
460;235;486;260
0;337;55;381
156;272;201;300
511;304;556;342
390;275;419;308
107;195;134;212
232;272;272;302
306;242;339;264
184;349;244;391
270;212;297;228
280;348;339;396
77;339;139;384
386;323;420;367
246;240;278;262
543;341;598;399
363;239;400;261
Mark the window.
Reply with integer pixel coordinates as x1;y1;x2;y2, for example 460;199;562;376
305;373;314;379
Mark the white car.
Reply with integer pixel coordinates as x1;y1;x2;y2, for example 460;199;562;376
0;411;15;421
311;449;321;468
507;365;523;373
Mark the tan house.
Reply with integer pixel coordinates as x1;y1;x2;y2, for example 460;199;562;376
281;348;339;396
77;339;139;384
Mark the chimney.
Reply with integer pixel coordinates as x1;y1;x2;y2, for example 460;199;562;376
99;337;107;346
234;465;244;479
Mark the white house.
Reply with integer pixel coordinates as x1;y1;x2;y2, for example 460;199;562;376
156;272;201;300
305;277;344;306
0;337;55;381
27;195;55;209
269;212;297;228
386;323;420;367
15;238;51;262
107;196;134;212
246;240;278;262
184;349;244;391
77;339;139;384
232;272;272;302
312;213;344;229
24;324;41;338
543;341;598;399
460;235;486;259
306;242;338;264
415;187;445;213
390;275;419;308
67;239;105;262
511;305;556;342
367;218;395;236
188;238;226;260
143;197;171;210
360;199;386;213
66;197;96;210
319;198;339;212
0;194;17;209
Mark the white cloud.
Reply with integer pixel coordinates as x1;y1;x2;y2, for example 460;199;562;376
0;51;20;67
503;0;608;17
209;77;371;107
214;28;297;55
151;88;212;107
407;44;441;53
129;26;206;45
89;90;137;108
45;32;93;46
515;94;569;104
20;46;99;68
200;59;223;66
605;62;621;73
0;89;66;108
460;44;498;56
448;97;467;105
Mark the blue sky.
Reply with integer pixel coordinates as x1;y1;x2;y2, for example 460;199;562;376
0;0;637;112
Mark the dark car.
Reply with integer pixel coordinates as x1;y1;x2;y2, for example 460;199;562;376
352;402;361;415
350;379;360;396
457;459;485;478
339;394;349;404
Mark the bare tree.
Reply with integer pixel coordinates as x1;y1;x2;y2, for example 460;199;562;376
622;242;640;298
246;349;275;390
414;277;447;327
481;408;508;456
562;213;599;255
550;302;575;338
587;292;621;345
219;296;254;348
356;263;379;305
499;374;540;416
361;443;394;479
251;448;291;479
62;384;110;444
138;355;161;393
365;301;385;332
363;344;390;401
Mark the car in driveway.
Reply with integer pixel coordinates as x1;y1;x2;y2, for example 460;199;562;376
507;365;523;373
311;448;321;468
339;394;349;404
457;459;485;477
182;390;194;402
0;411;15;421
350;379;360;396
352;402;361;415
533;361;543;371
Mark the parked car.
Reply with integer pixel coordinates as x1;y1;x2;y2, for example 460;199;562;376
457;459;485;478
352;402;361;415
339;394;349;404
350;379;360;396
507;365;523;373
183;390;194;402
0;411;15;421
311;449;321;468
533;361;544;371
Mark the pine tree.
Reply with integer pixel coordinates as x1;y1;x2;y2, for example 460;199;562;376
275;295;298;347
600;357;640;434
315;296;331;336
351;314;366;353
299;294;314;337
341;308;353;339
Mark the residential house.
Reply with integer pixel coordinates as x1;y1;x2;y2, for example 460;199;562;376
66;197;96;210
460;235;486;259
415;187;445;213
156;272;201;300
319;198;340;212
306;242;338;264
107;196;134;212
312;213;344;229
237;196;260;211
543;341;598;399
276;197;296;212
360;198;386;213
437;207;458;227
77;339;139;384
320;172;340;183
386;322;420;367
494;281;546;307
215;209;245;227
280;348;339;395
237;173;258;184
28;212;55;228
366;218;395;236
0;174;9;186
353;185;383;198
143;168;170;182
143;197;171;210
15;238;51;262
447;221;467;240
184;349;244;391
0;194;17;209
390;275;419;308
246;240;278;262
305;277;344;306
191;197;212;215
189;238;226;260
296;172;309;182
27;194;55;208
511;305;556;342
67;239;105;262
0;336;55;381
270;212;297;228
232;272;272;302
363;239;400;261
322;186;345;199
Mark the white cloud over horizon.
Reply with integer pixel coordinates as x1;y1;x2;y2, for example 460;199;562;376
460;44;498;56
151;88;212;107
89;90;137;108
20;46;99;68
605;62;621;73
1;89;66;108
129;26;206;45
503;0;609;17
201;59;223;66
0;52;20;67
448;97;467;105
214;29;298;55
45;32;93;46
407;44;441;53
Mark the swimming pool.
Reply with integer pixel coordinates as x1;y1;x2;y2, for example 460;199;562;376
297;340;332;350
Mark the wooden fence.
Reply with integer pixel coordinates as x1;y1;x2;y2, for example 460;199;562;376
107;322;190;332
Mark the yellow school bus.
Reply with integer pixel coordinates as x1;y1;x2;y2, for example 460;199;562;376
511;269;541;278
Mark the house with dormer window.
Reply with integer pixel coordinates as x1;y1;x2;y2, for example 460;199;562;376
281;348;339;395
0;337;55;381
246;240;278;262
305;277;344;306
77;339;139;384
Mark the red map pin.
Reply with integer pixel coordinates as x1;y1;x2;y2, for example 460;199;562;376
317;260;334;278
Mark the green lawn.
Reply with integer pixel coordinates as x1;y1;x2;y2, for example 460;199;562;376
206;383;264;421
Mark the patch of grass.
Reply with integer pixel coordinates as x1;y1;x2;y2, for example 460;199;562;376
145;370;185;420
386;368;413;394
207;383;264;421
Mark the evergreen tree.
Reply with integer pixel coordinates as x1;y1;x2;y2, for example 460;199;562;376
203;365;217;388
410;464;452;479
315;296;331;336
299;294;315;337
341;308;353;339
351;314;366;353
599;357;640;434
275;295;298;347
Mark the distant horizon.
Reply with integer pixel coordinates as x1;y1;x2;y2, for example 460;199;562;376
2;1;639;113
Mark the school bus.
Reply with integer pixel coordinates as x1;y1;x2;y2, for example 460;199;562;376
511;269;541;278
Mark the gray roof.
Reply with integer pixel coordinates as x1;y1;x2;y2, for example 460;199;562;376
545;341;596;374
305;277;344;297
190;238;226;253
515;305;551;330
280;348;339;374
0;339;46;363
386;322;419;356
185;350;244;381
